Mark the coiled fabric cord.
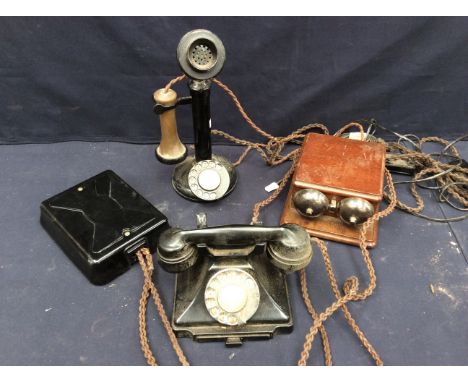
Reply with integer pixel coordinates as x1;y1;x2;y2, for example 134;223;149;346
210;78;397;365
146;75;402;366
363;120;468;221
136;247;189;366
384;137;468;220
298;168;397;365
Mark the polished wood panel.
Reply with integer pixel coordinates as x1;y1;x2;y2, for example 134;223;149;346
281;133;386;247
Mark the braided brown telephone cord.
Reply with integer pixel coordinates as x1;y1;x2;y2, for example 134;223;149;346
138;75;389;366
298;169;397;365
212;78;396;365
136;247;189;366
384;137;468;216
136;75;466;366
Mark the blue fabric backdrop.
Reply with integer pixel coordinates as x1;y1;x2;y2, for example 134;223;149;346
0;16;467;143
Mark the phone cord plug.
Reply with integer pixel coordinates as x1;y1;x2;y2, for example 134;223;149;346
135;247;190;366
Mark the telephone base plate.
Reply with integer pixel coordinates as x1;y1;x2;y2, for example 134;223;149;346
171;249;293;345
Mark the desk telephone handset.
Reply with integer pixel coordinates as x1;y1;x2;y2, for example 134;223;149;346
156;214;312;344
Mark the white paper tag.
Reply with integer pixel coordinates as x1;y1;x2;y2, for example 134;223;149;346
349;132;366;141
265;182;279;193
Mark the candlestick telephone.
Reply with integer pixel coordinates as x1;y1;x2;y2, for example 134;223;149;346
153;29;237;202
157;213;312;345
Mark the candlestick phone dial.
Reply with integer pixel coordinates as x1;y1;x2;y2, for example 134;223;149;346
153;29;237;202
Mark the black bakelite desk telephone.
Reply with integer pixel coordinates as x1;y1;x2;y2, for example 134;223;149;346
157;212;312;345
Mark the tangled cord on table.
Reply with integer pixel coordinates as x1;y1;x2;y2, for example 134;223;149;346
136;75;466;366
361;119;467;222
210;78;398;366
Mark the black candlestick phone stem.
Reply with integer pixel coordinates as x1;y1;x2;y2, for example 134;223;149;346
189;80;212;161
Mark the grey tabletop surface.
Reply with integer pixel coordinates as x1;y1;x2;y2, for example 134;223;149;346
0;142;466;365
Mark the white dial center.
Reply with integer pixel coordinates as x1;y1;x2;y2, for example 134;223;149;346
198;169;221;191
217;284;247;313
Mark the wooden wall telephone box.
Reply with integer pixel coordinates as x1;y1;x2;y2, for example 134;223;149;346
280;133;386;247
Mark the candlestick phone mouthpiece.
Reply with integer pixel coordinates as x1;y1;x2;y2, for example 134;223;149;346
176;29;226;81
153;29;237;203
